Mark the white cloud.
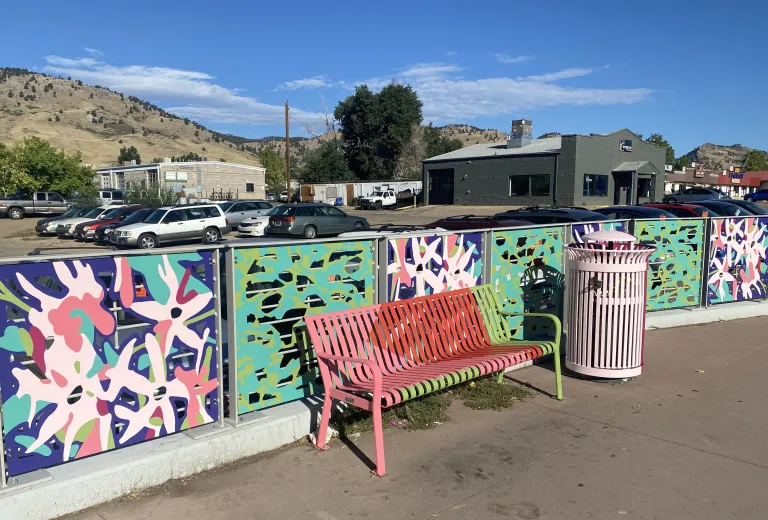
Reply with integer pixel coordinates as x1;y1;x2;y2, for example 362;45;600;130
399;63;463;77
279;76;331;90
42;55;323;126
492;53;534;64
84;47;103;56
521;68;594;82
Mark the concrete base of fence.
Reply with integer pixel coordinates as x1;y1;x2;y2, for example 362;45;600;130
645;300;768;330
0;398;321;520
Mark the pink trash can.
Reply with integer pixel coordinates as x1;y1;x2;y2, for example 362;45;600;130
565;230;655;378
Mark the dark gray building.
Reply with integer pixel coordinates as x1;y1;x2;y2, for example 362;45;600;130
422;122;666;207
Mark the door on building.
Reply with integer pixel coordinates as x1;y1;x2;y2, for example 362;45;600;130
612;172;634;205
428;169;454;205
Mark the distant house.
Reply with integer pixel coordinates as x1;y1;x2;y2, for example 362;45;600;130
96;159;266;200
422;120;666;207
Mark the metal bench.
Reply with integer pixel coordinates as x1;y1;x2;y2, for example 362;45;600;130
304;284;563;476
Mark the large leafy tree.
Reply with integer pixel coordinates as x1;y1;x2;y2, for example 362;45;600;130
645;133;675;165
741;149;768;172
1;137;95;197
334;83;423;180
298;141;353;183
258;147;286;191
118;145;141;165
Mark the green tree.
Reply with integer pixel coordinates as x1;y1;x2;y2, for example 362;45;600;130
741;150;768;172
258;147;287;191
5;137;95;197
171;152;203;162
0;143;40;195
645;133;675;165
334;83;423;180
423;123;462;158
674;156;690;170
118;145;141;165
298;141;353;183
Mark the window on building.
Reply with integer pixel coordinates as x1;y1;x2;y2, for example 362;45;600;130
637;178;653;198
509;175;551;197
245;183;255;193
583;174;608;197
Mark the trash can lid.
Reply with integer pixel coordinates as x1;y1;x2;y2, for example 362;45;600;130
582;230;638;243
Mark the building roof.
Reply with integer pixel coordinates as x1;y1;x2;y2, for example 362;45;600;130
422;136;562;163
96;161;265;173
614;161;659;174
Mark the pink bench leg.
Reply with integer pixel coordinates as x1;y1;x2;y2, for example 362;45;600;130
372;402;387;476
316;393;333;450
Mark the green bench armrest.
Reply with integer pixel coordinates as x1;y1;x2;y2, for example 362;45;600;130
499;311;562;354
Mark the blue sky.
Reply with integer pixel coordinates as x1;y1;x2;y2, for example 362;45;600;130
1;0;766;154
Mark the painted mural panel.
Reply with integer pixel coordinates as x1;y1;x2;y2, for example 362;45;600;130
387;233;482;301
233;241;374;414
571;221;627;243
708;217;768;304
490;227;565;338
0;252;218;477
636;219;704;310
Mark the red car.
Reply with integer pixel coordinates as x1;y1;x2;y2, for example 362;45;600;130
428;215;531;230
642;203;717;218
73;205;145;241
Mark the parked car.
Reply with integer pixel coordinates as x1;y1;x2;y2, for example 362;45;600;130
265;204;369;239
683;200;756;217
642;203;719;218
35;206;94;235
360;189;397;210
744;189;768;202
428;215;531;230
592;206;677;220
494;207;610;224
265;192;276;201
237;207;279;237
279;191;289;202
217;200;274;229
74;205;145;241
98;189;125;205
0;191;69;219
338;224;446;238
95;207;156;245
56;206;121;237
723;199;768;215
115;204;230;249
663;187;728;204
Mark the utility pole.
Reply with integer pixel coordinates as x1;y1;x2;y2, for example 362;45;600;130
285;101;291;201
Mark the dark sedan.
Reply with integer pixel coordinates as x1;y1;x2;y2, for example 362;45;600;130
494;207;609;224
684;200;756;217
74;205;145;241
592;206;676;220
265;203;369;239
721;199;768;215
642;203;718;217
428;215;531;230
95;207;156;245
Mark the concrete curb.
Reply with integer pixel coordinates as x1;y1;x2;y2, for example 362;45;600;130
645;300;768;329
0;399;321;520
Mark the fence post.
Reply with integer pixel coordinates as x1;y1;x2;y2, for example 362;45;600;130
0;393;6;488
561;225;572;340
225;247;239;423
377;237;388;304
212;249;226;427
372;238;379;304
482;229;492;285
700;218;712;308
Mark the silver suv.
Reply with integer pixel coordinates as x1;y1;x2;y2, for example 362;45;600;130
115;204;231;249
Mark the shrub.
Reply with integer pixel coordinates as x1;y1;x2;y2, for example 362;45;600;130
55;115;60;122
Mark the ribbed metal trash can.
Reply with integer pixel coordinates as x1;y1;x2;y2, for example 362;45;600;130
565;230;655;378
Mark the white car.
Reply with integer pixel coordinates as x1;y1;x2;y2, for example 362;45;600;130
279;191;289;202
115;204;231;249
237;207;278;237
56;205;122;237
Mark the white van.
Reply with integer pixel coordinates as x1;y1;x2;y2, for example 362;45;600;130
99;189;124;205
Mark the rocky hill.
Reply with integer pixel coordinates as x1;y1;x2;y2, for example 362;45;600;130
0;68;263;167
681;143;760;171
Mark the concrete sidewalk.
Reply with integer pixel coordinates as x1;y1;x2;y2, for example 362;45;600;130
63;318;768;520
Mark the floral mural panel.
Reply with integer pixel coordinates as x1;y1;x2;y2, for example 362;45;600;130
708;217;768;304
232;241;374;414
387;233;482;301
0;252;218;477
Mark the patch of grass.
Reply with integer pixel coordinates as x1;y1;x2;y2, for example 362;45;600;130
331;392;451;436
454;377;533;411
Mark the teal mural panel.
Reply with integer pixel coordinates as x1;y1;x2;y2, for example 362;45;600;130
232;241;374;413
636;219;705;311
490;226;565;339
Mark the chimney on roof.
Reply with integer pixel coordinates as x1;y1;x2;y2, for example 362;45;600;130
507;119;532;149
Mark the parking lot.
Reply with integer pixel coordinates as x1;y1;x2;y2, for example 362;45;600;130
0;205;503;259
